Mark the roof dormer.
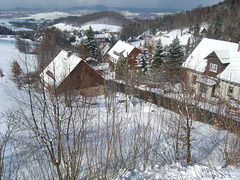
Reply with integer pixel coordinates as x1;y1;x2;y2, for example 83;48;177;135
204;50;230;77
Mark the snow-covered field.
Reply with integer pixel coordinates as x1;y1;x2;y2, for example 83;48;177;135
0;36;19;110
53;22;122;32
17;11;76;20
52;23;82;32
0;36;240;179
0;18;33;31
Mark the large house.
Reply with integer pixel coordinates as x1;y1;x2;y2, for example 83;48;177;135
40;50;105;95
107;40;141;69
183;38;240;103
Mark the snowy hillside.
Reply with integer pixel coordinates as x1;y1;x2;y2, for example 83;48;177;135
0;35;240;179
53;22;122;32
132;23;209;49
50;11;131;31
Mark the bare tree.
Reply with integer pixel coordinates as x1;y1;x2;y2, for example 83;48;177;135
0;109;18;180
11;61;22;78
7;52;96;179
0;68;4;79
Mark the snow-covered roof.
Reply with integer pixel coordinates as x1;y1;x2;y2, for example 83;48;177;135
214;50;230;64
108;40;135;63
218;59;240;84
183;38;240;84
40;50;82;87
95;33;111;39
101;44;111;56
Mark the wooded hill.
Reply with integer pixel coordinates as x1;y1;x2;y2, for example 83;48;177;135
121;0;240;43
51;11;133;27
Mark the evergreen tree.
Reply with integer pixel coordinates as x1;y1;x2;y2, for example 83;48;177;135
84;26;97;58
152;39;165;68
136;42;151;72
167;37;184;67
185;37;191;58
115;53;127;78
213;16;223;39
69;36;76;43
194;24;200;37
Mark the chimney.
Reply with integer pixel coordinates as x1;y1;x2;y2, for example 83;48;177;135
67;51;72;58
129;41;131;45
147;45;152;53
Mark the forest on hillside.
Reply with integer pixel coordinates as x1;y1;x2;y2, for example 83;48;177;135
121;0;240;42
51;11;133;27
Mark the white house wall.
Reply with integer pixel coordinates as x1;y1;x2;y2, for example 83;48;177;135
186;70;200;94
218;81;240;101
187;70;240;102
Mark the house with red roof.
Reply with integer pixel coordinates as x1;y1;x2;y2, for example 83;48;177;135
107;40;141;69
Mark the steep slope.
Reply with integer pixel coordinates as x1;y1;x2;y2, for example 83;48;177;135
121;0;240;42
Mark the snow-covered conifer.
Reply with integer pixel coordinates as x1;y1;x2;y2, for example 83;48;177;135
84;26;98;58
152;39;165;68
136;42;151;72
167;36;184;66
115;53;127;78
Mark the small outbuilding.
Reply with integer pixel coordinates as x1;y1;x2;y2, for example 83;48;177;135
40;50;105;96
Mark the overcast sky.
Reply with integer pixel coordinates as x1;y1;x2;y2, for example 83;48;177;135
1;0;223;10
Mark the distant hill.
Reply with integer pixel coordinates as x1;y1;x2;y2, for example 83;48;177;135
51;11;133;27
5;5;177;14
65;5;177;13
63;5;109;12
113;7;177;13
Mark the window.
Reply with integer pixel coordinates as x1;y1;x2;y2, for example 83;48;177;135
192;75;197;84
228;86;233;96
211;85;216;97
200;83;206;93
209;63;218;73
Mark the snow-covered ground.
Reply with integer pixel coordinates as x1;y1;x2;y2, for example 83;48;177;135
159;29;193;46
121;11;141;18
0;36;240;179
52;23;82;32
0;19;33;31
131;28;193;48
53;22;122;32
80;23;122;32
0;36;36;127
16;11;76;20
132;23;209;48
0;36;20;133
